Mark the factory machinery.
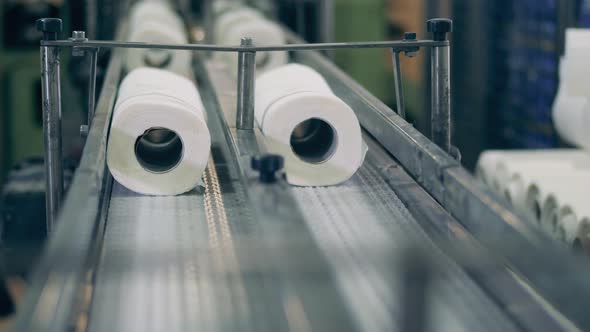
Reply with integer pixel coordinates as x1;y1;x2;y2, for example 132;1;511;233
11;5;590;332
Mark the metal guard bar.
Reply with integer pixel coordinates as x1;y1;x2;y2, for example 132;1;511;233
41;39;448;52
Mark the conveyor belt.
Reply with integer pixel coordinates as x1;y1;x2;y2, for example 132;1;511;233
85;60;520;331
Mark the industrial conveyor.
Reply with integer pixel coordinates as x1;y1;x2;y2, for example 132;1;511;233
13;15;590;332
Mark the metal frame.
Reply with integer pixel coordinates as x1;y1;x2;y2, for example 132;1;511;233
37;17;453;228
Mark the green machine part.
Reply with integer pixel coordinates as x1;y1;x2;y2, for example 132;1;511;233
0;3;84;182
333;0;424;126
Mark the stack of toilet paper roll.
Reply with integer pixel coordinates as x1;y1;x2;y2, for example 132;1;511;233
476;150;590;248
107;68;211;196
553;28;590;150
213;6;288;76
255;64;367;186
126;1;192;75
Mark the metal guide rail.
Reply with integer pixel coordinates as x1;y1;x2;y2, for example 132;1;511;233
17;15;590;332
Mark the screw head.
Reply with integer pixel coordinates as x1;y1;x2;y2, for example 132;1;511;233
71;31;86;40
251;154;285;183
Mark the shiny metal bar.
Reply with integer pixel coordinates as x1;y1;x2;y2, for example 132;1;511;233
430;45;452;154
391;50;406;119
87;48;99;127
42;39;447;52
236;37;256;130
40;44;64;231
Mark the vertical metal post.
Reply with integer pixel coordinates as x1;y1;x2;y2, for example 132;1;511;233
236;37;257;130
87;48;99;128
321;0;334;58
37;18;64;231
428;18;453;154
391;51;406;119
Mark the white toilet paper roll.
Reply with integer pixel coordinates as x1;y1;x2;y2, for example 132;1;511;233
555;208;578;245
565;29;590;56
126;2;191;75
255;64;367;186
213;7;288;75
107;68;211;195
553;82;590;149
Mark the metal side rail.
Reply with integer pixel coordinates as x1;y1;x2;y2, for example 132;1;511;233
13;26;126;332
288;31;590;330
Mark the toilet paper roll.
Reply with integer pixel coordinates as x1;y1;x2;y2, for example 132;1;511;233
565;28;590;56
213;7;288;75
555;206;580;245
553;83;590;149
126;2;191;75
107;68;211;195
524;172;590;227
255;64;367;186
475;151;504;191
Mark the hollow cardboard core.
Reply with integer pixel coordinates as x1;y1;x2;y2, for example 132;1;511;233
290;118;337;164
135;127;183;173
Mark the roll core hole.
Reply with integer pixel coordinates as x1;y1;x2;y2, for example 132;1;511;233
290;118;337;164
144;49;173;68
135;127;183;174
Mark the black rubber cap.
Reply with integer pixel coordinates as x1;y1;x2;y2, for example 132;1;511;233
251;154;285;183
36;18;63;41
427;18;453;41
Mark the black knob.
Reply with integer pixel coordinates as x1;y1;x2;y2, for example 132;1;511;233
36;18;63;41
427;18;452;41
251;154;284;183
404;32;417;40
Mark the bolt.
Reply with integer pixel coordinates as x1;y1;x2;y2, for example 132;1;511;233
69;30;88;56
71;31;86;41
241;37;253;47
251;154;284;183
80;125;89;137
403;31;419;58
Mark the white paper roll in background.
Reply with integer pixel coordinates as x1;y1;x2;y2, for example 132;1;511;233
107;68;211;196
126;1;191;75
213;6;288;75
255;64;367;186
552;28;590;149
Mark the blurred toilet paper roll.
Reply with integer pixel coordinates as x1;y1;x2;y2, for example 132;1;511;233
107;68;211;196
213;6;287;75
565;28;590;55
553;82;590;149
555;206;580;245
255;64;367;186
475;151;504;192
127;2;191;75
